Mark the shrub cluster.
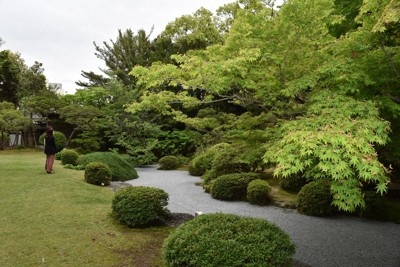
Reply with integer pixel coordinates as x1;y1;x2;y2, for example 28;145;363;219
60;149;79;166
247;179;272;205
280;174;309;192
202;145;251;184
297;179;335;216
158;156;179;170
188;143;231;177
84;162;112;186
112;186;169;227
163;213;295;267
211;173;259;201
77;152;138;181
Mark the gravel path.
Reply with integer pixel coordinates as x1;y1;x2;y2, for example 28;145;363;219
126;165;400;267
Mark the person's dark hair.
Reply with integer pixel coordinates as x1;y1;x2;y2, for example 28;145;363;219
45;126;53;136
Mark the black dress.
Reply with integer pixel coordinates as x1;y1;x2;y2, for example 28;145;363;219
44;135;57;155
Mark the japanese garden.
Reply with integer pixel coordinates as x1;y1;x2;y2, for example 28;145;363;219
0;0;399;266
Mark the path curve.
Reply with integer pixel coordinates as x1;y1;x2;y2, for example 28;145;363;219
126;166;400;267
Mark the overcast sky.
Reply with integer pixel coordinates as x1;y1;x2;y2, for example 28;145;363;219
0;0;235;94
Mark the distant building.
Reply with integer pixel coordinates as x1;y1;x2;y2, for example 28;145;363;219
47;83;64;95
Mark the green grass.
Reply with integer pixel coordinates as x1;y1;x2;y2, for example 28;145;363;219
0;150;170;266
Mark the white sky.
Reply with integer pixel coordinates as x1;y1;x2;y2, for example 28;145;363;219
0;0;235;94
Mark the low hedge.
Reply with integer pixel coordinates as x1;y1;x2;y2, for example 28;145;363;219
77;152;138;181
84;162;112;186
112;186;169;228
163;213;295;267
247;179;272;205
211;173;259;201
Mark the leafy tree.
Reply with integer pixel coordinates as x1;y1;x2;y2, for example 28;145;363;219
264;92;390;212
157;7;223;55
0;101;31;146
23;89;60;126
59;104;101;150
18;61;47;98
0;50;22;106
79;29;153;87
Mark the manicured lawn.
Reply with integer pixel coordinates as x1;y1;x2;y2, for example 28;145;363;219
0;150;170;266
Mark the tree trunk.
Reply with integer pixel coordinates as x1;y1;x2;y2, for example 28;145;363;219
65;129;76;148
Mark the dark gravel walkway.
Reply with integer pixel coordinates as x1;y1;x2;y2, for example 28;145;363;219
126;165;400;267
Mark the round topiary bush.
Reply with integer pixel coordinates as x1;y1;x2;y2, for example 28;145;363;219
112;186;170;228
84;162;112;186
297;179;335;216
163;213;295;267
247;179;272;205
39;131;67;152
60;149;79;166
77;152;138;181
211;173;260;201
280;174;309;192
158;156;179;170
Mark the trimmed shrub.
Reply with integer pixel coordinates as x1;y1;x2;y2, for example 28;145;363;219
39;131;67;152
211;173;259;200
158;156;179;170
247;179;272;205
60;149;79;166
55;152;61;160
163;213;295;267
297;179;335;216
84;162;112;186
77;152;138;181
280;174;309;192
112;186;170;228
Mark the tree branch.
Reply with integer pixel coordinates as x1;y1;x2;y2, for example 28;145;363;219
167;97;233;105
386;93;400;104
380;40;400;79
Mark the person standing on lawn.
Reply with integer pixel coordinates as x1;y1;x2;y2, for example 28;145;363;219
44;126;57;174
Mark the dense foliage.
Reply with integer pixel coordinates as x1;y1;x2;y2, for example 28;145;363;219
77;152;138;181
189;143;231;177
112;186;169;227
280;174;309;193
84;162;112;186
163;213;295;267
203;145;252;184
